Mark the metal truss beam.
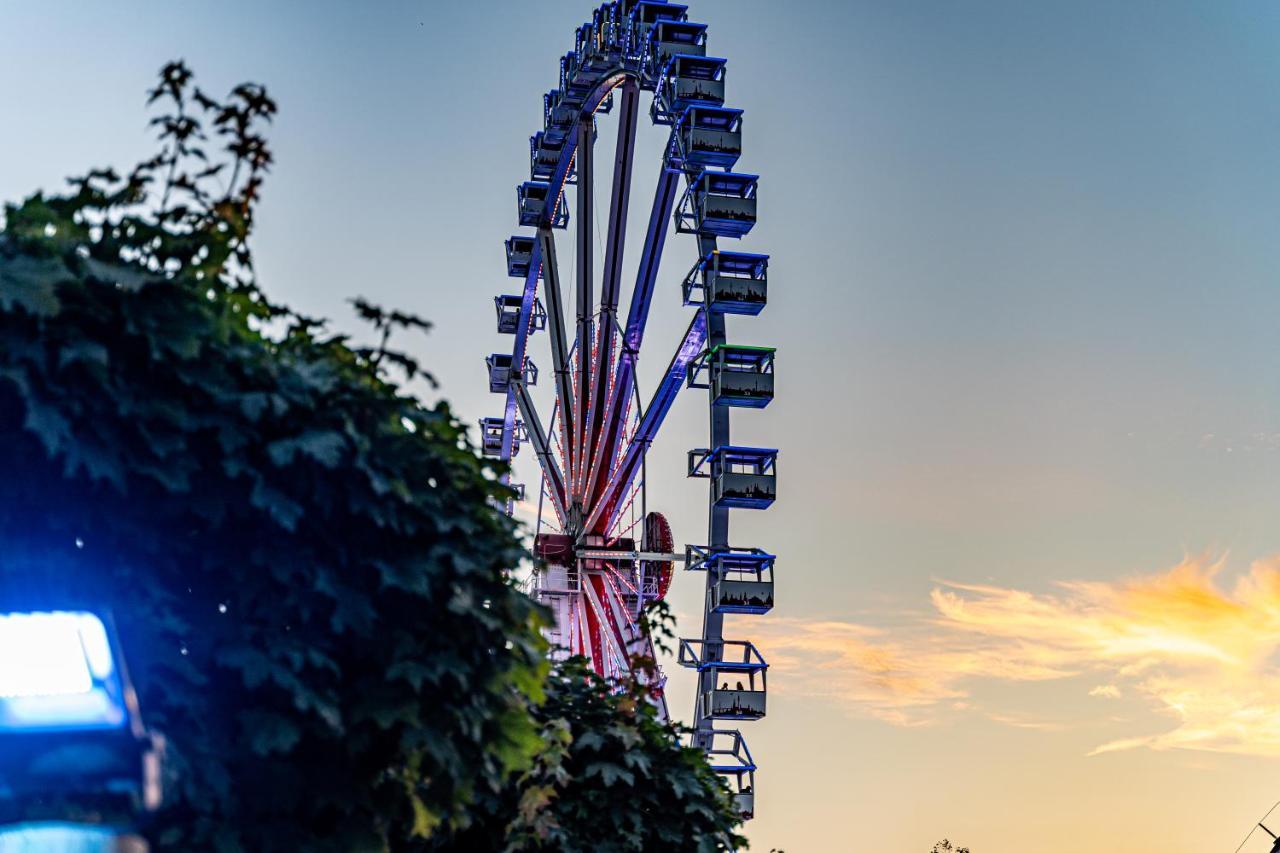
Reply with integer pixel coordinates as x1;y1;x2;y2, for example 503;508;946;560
584;164;680;509
573;116;595;508
538;226;576;482
694;233;728;745
513;380;569;523
584;310;707;535
500;74;624;462
580;79;640;498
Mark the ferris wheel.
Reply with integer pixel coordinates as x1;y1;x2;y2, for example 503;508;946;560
480;0;775;820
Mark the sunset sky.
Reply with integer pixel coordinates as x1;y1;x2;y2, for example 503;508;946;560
5;1;1280;850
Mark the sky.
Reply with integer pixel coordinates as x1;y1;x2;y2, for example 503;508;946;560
4;1;1280;850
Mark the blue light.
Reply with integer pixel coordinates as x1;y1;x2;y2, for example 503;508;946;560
0;611;127;732
0;823;123;851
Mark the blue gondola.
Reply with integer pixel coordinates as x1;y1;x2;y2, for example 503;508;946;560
685;546;776;615
654;55;726;122
628;1;689;56
530;131;568;182
688;445;777;509
517;181;569;229
699;729;757;820
675;171;757;238
493;294;547;335
688;344;774;408
543;89;574;143
504;235;535;277
682;251;769;314
673;106;742;169
486;353;537;393
649;19;707;73
478;417;505;457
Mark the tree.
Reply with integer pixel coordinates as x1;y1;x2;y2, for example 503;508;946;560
437;605;747;852
933;840;971;853
0;62;547;850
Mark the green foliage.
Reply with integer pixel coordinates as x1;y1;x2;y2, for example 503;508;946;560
501;658;745;852
0;62;547;850
438;603;747;852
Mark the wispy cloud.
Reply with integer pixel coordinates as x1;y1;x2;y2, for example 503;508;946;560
747;555;1280;756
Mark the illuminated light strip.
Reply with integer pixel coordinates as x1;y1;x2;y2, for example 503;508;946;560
549;407;570;473
582;577;629;675
601;561;638;613
543;403;569;528
584;313;707;535
580;595;590;662
605;478;644;543
597;337;623;490
576;318;604;498
600;573;638;641
535;246;578;486
537;474;564;534
603;561;639;598
571;596;585;658
584;578;606;677
541;470;567;529
607;512;643;546
598;573;641;670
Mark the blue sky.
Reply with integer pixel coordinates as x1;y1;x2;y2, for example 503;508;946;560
6;2;1280;850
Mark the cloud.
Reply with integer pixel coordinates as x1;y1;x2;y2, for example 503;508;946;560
745;554;1280;756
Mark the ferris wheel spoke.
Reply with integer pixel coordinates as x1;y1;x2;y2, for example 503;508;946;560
583;164;681;510
600;571;646;662
584;310;707;534
572;117;595;500
582;587;607;671
581;79;640;498
536;226;577;481
583;574;631;674
513;380;570;521
571;595;587;658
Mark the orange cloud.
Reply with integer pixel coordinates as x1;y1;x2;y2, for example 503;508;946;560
745;555;1280;756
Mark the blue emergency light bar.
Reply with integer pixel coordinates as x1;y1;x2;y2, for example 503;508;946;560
0;611;128;733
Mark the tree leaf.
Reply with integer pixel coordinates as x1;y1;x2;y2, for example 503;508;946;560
0;253;63;316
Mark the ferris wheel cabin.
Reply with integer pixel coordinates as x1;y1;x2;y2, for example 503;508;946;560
702;669;766;721
674;106;743;169
648;19;708;72
530;131;571;183
504;235;536;277
676;171;758;238
678;639;769;720
682;251;769;314
688;445;777;509
702;729;757;820
543;89;576;143
485;353;538;394
559;52;592;102
517;181;568;229
688;344;775;408
654;54;726;123
478;417;509;458
494;294;547;335
687;545;776;615
627;1;689;52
